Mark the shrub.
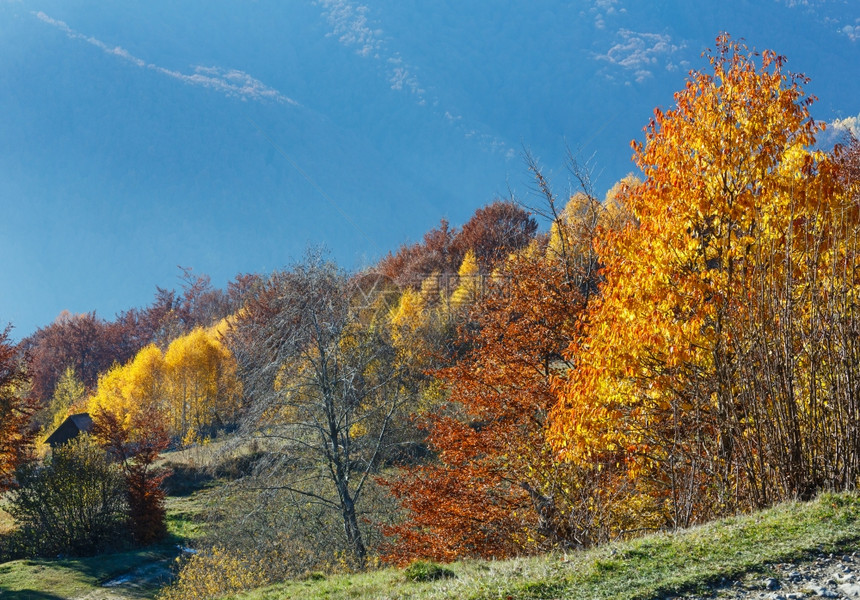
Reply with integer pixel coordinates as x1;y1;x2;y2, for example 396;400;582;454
7;435;128;556
92;405;171;546
157;546;268;600
404;560;456;582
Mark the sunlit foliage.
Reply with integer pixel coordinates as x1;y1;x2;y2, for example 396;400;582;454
88;327;240;443
549;35;856;529
0;324;34;493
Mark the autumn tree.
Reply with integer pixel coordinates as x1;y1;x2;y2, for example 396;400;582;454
449;250;483;310
23;311;123;408
88;344;167;434
87;326;241;445
381;163;637;562
84;342;170;545
226;272;264;312
163;327;241;444
23;268;242;415
378;201;537;290
388;288;430;357
93;404;170;545
139;268;233;347
451;200;538;271
227;253;411;567
383;250;586;562
723;130;860;503
8;434;127;556
549;35;851;527
38;366;87;439
377;220;460;288
0;324;34;493
547;182;637;278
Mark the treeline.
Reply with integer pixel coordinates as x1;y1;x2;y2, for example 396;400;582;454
1;34;860;600
0;271;257;558
22;268;258;431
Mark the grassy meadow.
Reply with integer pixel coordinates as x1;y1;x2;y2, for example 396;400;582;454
225;493;860;600
3;442;860;600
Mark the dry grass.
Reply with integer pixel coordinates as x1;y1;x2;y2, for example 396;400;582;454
223;493;860;600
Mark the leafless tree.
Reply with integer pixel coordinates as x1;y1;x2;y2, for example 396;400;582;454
226;252;411;567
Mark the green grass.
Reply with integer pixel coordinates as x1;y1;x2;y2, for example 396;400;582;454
0;437;226;599
7;468;860;600
164;492;210;542
224;492;860;600
403;561;456;583
0;487;211;599
0;547;175;599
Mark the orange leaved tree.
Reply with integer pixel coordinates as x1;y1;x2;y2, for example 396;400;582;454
0;324;34;493
382;177;633;563
92;404;170;545
550;35;855;529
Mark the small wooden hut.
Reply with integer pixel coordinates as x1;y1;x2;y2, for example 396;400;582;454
45;413;94;449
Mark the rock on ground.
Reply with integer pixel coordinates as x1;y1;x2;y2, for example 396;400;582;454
668;551;860;599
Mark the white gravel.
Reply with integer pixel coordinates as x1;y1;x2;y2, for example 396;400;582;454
668;550;860;599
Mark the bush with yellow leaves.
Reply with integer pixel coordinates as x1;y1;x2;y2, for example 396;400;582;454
158;546;268;600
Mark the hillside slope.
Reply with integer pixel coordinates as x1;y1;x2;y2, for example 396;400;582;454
223;493;860;600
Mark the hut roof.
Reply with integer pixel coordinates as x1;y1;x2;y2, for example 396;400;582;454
45;412;94;448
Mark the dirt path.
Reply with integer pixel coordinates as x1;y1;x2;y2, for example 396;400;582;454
72;558;174;600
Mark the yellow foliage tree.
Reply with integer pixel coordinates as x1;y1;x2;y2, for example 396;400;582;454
450;249;482;309
550;35;846;528
88;344;167;438
545;180;636;297
41;366;87;440
601;174;639;231
88;328;241;443
163;327;241;444
547;191;601;267
158;546;269;600
388;288;430;363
